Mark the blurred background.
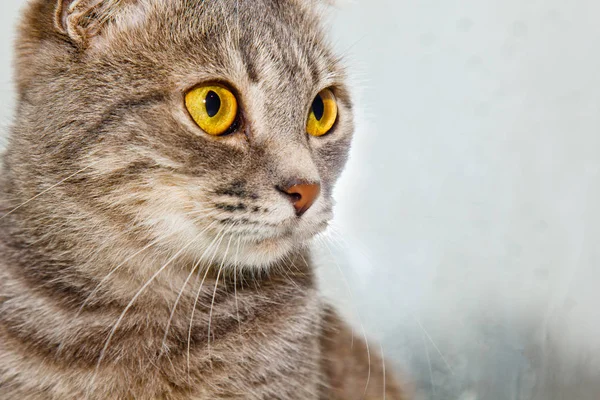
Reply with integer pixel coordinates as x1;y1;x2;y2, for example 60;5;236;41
1;1;600;399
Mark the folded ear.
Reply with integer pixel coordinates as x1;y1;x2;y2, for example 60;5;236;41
54;0;139;46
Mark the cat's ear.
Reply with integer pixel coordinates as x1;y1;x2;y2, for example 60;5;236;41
54;0;141;46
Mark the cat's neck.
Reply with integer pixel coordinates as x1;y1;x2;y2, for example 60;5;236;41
0;208;315;307
0;219;318;363
0;224;321;396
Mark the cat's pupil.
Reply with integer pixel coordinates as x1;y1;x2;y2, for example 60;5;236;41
205;91;221;118
312;95;325;121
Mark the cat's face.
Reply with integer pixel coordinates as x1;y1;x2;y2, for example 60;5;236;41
11;0;352;270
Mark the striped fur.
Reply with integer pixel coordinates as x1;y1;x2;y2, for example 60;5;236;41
0;0;405;398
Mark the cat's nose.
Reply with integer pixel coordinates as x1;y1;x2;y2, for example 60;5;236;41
278;181;321;217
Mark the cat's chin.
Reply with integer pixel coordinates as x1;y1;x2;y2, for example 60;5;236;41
234;225;327;268
238;237;298;268
177;213;331;269
213;229;322;269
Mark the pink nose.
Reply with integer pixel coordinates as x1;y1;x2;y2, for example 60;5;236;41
278;182;321;217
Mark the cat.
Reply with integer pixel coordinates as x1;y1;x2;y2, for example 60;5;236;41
0;0;405;399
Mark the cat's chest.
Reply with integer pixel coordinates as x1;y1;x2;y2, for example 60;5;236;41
185;330;322;399
108;288;324;399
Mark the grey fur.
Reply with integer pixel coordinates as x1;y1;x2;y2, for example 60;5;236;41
0;0;405;398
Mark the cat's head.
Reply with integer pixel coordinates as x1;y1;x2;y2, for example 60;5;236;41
7;0;352;271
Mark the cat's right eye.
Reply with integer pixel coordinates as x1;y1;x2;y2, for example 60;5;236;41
185;85;238;136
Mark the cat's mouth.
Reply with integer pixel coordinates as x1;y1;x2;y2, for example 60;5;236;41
175;196;332;267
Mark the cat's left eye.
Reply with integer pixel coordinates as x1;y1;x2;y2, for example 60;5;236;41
185;84;238;136
307;88;338;137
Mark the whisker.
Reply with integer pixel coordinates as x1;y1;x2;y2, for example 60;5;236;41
315;232;355;349
421;329;435;396
328;224;455;375
380;341;386;400
159;221;219;358
186;225;228;381
296;252;311;275
77;235;169;317
207;225;235;367
57;229;186;358
160;258;200;358
86;231;202;399
316;234;371;396
77;217;228;319
414;316;454;375
337;33;369;62
233;236;242;335
0;161;98;221
280;255;302;291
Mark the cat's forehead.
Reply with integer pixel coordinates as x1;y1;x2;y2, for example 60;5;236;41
139;0;342;90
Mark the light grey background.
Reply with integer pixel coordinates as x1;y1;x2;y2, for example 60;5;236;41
2;1;600;399
323;1;600;399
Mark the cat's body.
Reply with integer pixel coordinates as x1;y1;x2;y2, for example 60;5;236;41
0;0;404;399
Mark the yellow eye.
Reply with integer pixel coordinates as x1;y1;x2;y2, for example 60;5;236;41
307;88;338;137
185;85;238;136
